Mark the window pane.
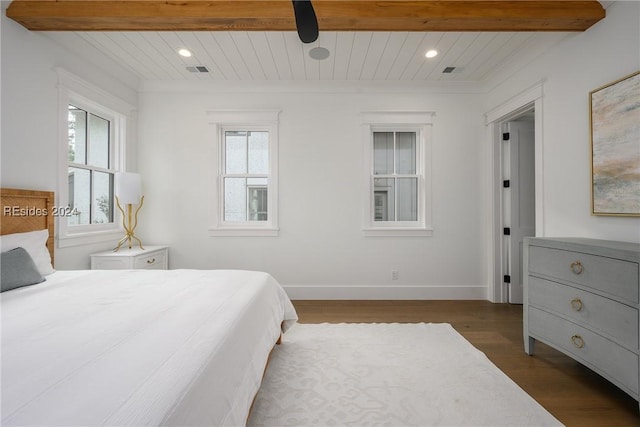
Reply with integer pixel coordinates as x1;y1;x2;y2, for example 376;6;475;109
247;180;268;221
373;132;393;175
68;167;90;225
397;178;418;221
68;105;86;164
93;171;114;224
396;132;416;174
224;177;247;221
225;131;247;174
248;131;269;174
373;178;395;221
88;113;110;169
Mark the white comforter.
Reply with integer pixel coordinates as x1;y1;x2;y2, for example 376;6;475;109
1;269;298;426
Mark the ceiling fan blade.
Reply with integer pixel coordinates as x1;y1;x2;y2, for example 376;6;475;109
292;0;319;43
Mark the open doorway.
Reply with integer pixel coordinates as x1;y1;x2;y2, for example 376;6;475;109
486;83;544;304
500;110;535;303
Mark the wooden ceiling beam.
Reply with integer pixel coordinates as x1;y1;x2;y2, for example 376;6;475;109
6;1;605;32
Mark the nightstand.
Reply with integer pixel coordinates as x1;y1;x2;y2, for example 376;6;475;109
90;245;169;270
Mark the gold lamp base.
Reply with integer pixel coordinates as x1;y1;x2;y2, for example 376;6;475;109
114;195;145;251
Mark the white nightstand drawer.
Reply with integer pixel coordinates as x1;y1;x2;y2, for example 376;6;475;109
90;246;169;270
91;258;131;270
133;251;166;270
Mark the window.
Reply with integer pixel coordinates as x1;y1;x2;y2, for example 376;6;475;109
222;130;269;222
57;69;132;247
373;131;418;222
208;111;279;236
67;105;114;226
362;112;433;236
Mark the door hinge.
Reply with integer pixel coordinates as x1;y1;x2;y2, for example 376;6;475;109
504;275;511;283
503;227;511;235
502;132;510;141
503;180;510;188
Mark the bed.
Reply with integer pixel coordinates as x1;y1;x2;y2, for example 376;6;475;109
1;188;298;426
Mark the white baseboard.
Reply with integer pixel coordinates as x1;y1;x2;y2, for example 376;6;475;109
283;285;488;300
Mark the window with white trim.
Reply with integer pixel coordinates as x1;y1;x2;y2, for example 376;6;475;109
362;112;433;237
57;69;131;247
222;130;269;222
208;111;279;236
67;104;115;226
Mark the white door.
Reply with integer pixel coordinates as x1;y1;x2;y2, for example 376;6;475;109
503;120;535;304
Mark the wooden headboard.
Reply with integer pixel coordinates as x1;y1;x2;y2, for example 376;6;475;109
1;188;55;266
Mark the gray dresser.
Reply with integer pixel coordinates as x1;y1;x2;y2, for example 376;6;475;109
523;237;640;404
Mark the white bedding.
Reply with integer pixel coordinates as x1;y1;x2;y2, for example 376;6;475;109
1;269;298;426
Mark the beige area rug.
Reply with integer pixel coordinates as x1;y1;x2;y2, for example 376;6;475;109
248;323;562;427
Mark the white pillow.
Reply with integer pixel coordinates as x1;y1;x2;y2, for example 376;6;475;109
0;229;55;276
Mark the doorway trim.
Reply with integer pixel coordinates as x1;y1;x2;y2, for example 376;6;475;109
485;81;545;303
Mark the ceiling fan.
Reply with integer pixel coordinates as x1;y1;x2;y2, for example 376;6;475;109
292;0;319;43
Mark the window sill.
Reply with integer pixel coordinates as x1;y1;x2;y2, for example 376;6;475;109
362;227;433;237
208;227;279;237
58;229;123;248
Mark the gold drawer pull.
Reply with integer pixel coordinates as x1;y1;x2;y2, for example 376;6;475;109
571;334;585;349
570;298;583;312
570;261;583;275
147;258;156;264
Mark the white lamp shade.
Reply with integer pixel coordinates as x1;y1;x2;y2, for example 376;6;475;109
115;172;142;204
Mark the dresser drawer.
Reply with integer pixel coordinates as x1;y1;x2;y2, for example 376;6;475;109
133;250;166;270
529;307;639;396
529;245;639;302
528;276;639;350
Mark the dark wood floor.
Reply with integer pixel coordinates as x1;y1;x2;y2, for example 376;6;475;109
291;300;640;427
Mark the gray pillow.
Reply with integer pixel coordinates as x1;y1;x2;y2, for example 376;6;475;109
1;247;46;292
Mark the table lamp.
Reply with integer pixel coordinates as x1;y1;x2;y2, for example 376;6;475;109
114;172;144;251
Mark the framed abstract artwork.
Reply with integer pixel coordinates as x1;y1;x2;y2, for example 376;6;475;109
590;71;640;216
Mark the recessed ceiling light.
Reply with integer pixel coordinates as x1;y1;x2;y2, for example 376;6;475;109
178;48;192;58
425;49;438;58
309;46;330;61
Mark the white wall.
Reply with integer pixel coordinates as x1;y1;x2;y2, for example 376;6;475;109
484;0;640;244
0;4;140;269
137;83;487;298
3;0;637;297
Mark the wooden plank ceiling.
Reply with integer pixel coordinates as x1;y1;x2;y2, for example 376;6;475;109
6;1;605;32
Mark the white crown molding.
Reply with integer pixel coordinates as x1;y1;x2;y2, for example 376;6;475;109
139;79;484;95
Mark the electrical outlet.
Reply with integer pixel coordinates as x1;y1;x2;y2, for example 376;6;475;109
391;270;399;280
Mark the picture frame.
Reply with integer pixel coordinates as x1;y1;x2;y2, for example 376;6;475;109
590;71;640;216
